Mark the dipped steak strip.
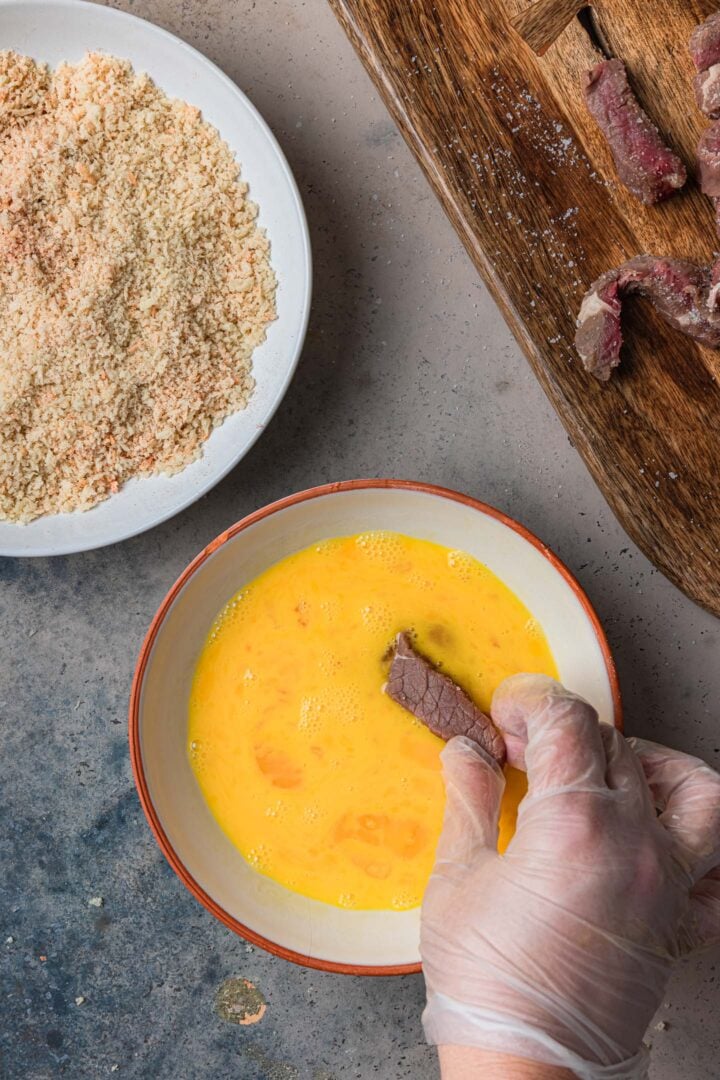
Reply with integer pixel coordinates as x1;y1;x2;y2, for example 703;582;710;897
385;632;506;766
584;60;686;205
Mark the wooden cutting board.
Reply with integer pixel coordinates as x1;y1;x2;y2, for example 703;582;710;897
329;0;720;616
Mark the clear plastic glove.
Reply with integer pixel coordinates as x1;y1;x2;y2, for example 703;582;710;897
421;674;720;1079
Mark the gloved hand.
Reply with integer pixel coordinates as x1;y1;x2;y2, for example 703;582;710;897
421;674;720;1080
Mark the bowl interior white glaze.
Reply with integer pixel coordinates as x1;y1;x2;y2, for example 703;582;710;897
136;485;616;969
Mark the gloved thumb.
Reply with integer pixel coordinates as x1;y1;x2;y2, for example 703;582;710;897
491;673;607;796
432;736;505;884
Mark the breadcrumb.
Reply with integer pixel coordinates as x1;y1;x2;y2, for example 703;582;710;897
0;51;276;522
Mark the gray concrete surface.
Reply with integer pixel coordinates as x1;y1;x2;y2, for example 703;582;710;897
1;0;719;1077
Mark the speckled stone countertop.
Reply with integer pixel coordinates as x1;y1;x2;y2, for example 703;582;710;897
1;2;718;1077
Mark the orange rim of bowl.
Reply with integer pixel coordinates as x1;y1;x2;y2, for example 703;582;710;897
129;478;622;976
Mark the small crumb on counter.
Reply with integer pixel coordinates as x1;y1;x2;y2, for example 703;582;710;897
215;977;267;1026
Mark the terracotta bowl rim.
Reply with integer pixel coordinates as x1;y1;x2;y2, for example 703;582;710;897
128;478;622;976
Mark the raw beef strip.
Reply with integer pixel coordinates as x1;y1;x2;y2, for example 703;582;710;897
690;12;720;73
575;273;624;381
575;256;720;380
691;14;720;116
694;66;720;119
584;60;686;204
698;121;720;196
710;258;720;311
384;632;506;766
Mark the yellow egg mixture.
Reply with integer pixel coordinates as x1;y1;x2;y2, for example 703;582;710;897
188;532;558;910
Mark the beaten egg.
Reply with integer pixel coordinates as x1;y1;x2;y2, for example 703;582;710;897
188;532;558;910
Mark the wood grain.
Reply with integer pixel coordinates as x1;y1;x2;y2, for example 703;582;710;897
329;0;720;616
512;0;586;56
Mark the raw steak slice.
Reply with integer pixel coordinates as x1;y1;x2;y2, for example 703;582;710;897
710;257;720;311
575;271;624;382
690;12;720;73
694;66;720;119
698;121;720;196
584;60;686;205
575;256;720;380
384;632;506;766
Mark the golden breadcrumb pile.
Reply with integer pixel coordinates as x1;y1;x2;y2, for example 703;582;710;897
0;51;276;522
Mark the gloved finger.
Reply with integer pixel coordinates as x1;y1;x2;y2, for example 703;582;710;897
491;673;607;795
678;866;720;953
432;736;505;879
628;738;720;880
600;724;655;811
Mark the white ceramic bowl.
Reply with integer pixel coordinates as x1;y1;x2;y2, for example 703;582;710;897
0;0;310;556
130;480;621;973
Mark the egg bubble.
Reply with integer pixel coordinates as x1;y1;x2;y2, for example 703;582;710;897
264;799;287;821
408;573;433;592
524;617;541;638
298;696;323;735
318;651;342;676
188;739;209;774
246;844;271;871
318;598;340;623
299;686;361;733
354;530;404;565
447;550;479;582
314;538;342;557
360;602;393;634
209;588;252;636
390;891;420;911
338;893;356;908
302;803;325;825
325;686;362;725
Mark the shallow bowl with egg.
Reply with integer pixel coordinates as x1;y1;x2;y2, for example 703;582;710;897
129;479;621;973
